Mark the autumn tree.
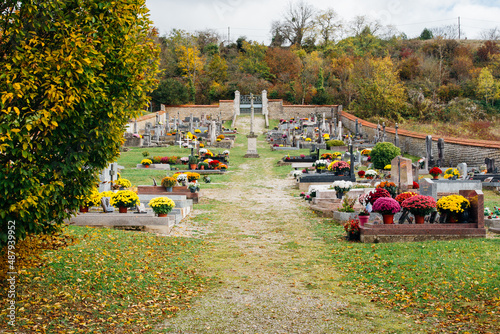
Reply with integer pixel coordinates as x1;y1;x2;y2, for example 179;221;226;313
265;47;301;84
238;41;272;81
350;57;407;120
476;67;499;105
314;8;342;47
0;0;160;245
175;45;204;103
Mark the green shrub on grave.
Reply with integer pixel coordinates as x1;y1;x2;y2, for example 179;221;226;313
326;139;345;148
370;142;401;169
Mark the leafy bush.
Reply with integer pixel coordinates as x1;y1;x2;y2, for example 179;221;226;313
326;139;345;148
370;142;401;169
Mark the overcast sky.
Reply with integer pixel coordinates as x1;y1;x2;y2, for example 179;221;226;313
145;0;500;43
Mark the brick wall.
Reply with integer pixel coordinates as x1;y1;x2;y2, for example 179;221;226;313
341;112;500;167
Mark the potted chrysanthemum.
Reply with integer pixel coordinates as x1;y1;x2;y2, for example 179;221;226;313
141;159;152;168
436;194;470;223
111;190;140;213
161;176;177;192
401;195;437;224
429;167;442;179
148;197;176;217
372;197;401;224
331;180;353;199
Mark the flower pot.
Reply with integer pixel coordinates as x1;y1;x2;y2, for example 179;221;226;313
414;214;425;224
336;191;344;199
157;213;168;217
165;186;173;192
347;231;360;241
119;206;128;213
200;166;205;170
79;206;89;213
382;214;394;224
432;175;439;180
190;188;196;193
358;215;369;227
190;163;197;170
144;165;150;168
366;176;374;180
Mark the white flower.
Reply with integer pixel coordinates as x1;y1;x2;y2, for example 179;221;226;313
365;169;377;177
292;170;303;178
223;150;230;155
332;180;353;191
177;174;187;182
199;148;208;154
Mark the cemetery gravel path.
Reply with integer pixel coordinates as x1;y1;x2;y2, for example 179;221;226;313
160;118;420;334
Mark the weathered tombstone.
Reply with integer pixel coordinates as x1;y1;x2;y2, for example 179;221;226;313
133;119;138;134
189;114;193;133
98;163;118;192
382;122;386;142
485;158;496;173
359;122;363;138
210;121;216;144
419;178;437;199
165;113;170;133
355;119;359;138
391;156;413;191
437;138;445;167
374;122;380;143
337;121;342;139
425;135;433;170
457;163;467;179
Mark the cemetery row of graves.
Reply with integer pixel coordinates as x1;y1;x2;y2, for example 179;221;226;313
269;116;500;243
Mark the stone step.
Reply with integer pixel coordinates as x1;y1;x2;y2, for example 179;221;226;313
489;228;500;234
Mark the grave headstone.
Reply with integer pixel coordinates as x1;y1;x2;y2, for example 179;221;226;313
394;123;399;148
457;163;467;179
391;156;413;190
337;121;342;139
355;119;359;138
419;178;437;199
437;138;445;167
425;135;432;170
165;113;170;133
382;122;386;142
133;120;138;134
485;158;496;173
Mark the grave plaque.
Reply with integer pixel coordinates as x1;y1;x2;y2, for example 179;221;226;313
437;138;445;167
419;178;437;199
457;163;467;179
485;158;496;173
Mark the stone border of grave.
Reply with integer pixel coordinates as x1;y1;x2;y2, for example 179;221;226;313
360;190;486;243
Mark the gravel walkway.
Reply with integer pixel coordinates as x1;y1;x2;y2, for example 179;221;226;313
159;117;420;333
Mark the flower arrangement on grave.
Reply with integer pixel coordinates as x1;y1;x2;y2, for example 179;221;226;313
188;155;198;165
365;169;377;179
444;168;460;179
429;167;442;178
331;180;353;193
217;134;225;140
175;173;187;185
219;164;228;170
395;191;418;204
195;129;201;133
300;192;306;198
372;197;401;215
210;160;221;168
300;154;306;158
305;138;312;142
376;181;397;198
358;194;371;216
361;149;371;156
292;170;303;178
484;206;500;219
199;148;208;155
186;132;194;140
161;176;177;188
338;195;356;213
223;150;230;155
203;175;211;183
413;181;420;189
188;181;200;192
323;134;330;140
313;159;329;170
365;188;391;205
114;178;132;189
152;156;162;164
184;172;200;182
357;170;366;178
110;190;139;208
344;219;360;241
384;164;392;170
82;188;101;208
141;159;152;166
148;197;176;216
329;161;350;174
437;195;470;214
160;157;170;164
180;157;189;164
402;195;436;216
321;153;334;160
142;151;149;157
198;161;209;170
199;143;205;148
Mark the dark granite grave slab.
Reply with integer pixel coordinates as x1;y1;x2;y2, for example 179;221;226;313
299;174;356;183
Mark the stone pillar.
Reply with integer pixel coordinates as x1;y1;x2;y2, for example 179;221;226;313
234;90;240;116
394;123;399;148
262;90;268;115
425;135;433;171
250;93;254;135
133;119;138;134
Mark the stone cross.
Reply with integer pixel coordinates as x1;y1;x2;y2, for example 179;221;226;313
425;135;433;170
250;93;255;135
165;113;170;133
155;112;160;125
337;121;342;140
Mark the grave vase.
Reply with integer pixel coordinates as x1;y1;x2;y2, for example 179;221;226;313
336;191;344;199
165;187;173;192
358;215;369;227
347;231;360;241
382;214;395;224
144;165;150;168
119;206;128;213
79;206;89;213
157;213;168;217
414;214;425;224
432;175;439;180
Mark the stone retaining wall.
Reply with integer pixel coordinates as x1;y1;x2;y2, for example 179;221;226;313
341;112;500;167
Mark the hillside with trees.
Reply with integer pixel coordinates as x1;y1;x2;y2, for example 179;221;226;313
151;1;500;139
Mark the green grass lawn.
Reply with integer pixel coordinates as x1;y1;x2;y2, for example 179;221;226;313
0;226;211;333
315;221;500;333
